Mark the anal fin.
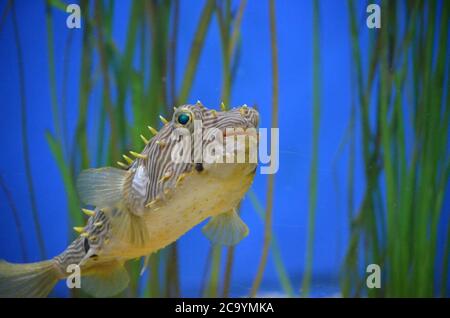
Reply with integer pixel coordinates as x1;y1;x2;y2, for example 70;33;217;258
81;261;129;298
111;208;150;247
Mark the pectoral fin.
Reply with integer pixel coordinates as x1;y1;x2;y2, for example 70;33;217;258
202;209;249;246
81;261;129;298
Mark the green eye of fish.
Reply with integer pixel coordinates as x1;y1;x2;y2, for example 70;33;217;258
177;113;191;125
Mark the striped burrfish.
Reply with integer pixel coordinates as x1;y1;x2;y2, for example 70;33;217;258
0;102;259;297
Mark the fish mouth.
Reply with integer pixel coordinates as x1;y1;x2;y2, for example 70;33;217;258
223;129;258;139
218;128;259;165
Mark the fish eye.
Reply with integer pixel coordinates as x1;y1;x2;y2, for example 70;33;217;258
177;112;191;125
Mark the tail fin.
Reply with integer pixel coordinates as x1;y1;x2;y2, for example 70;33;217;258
0;260;60;298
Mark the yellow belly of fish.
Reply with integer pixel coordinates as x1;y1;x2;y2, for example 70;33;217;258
105;162;256;260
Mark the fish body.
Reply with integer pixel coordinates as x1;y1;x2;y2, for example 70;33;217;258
0;103;259;297
107;161;256;260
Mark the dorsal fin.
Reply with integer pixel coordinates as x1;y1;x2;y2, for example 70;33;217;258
76;167;128;208
77;167;150;246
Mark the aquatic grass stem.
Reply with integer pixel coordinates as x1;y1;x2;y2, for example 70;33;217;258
214;0;248;298
94;0;119;161
222;246;235;297
45;0;64;152
12;2;46;259
169;0;179;107
204;245;222;297
165;0;181;298
0;174;28;261
46;133;84;228
248;189;294;297
61;31;74;161
165;243;180;297
145;0;170;120
250;0;278;297
178;0;215;104
216;0;232;107
0;0;12;34
301;0;321;297
73;0;92;169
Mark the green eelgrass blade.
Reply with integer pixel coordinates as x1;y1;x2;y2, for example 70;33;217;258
164;243;181;297
441;220;450;297
168;0;180;107
164;3;181;298
177;0;215;104
141;250;165;298
94;0;119;161
126;258;141;297
250;0;279;297
222;245;235;297
61;31;74;162
301;0;321;297
144;1;173;298
47;0;66;11
45;0;64;154
216;0;231;107
248;189;294;297
0;174;28;261
203;245;222;297
73;0;92;169
12;2;46;259
0;0;12;34
45;132;84;228
211;0;248;298
145;0;171;124
116;0;143;149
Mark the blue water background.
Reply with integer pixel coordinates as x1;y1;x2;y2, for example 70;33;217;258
0;0;448;297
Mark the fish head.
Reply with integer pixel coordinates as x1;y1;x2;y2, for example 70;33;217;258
169;103;259;169
136;103;259;205
172;102;259;132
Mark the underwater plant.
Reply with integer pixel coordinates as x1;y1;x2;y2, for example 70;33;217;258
1;0;447;298
1;0;291;298
342;0;449;297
